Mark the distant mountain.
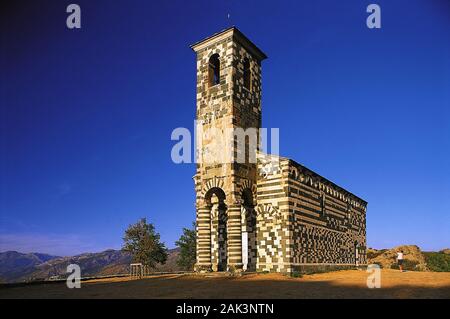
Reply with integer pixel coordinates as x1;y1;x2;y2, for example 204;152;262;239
0;251;60;282
0;248;181;283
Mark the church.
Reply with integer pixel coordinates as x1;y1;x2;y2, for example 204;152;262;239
191;27;367;274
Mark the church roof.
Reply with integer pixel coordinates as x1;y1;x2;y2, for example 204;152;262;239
258;152;367;205
286;157;368;205
190;26;268;61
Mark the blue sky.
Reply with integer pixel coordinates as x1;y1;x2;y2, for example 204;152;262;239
1;0;449;256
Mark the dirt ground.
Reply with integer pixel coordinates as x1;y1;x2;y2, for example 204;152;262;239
1;269;449;299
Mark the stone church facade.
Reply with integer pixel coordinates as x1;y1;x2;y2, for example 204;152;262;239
191;27;367;274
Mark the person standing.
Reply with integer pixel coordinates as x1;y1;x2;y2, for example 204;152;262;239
396;250;404;272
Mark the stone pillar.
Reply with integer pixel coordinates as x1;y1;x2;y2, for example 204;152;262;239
210;203;219;271
227;204;243;272
241;206;248;271
195;205;212;272
355;244;360;267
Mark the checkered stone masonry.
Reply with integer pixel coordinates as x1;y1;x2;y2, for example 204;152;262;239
285;158;367;272
191;28;267;273
255;156;367;273
190;28;367;274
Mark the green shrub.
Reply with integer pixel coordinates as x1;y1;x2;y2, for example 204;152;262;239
424;252;450;272
390;259;420;271
304;269;327;275
290;271;302;278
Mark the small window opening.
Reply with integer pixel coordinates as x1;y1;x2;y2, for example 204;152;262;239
208;54;220;87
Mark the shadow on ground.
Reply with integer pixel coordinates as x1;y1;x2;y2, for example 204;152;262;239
1;272;449;299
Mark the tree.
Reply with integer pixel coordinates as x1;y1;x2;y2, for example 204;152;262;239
175;222;196;270
122;218;168;268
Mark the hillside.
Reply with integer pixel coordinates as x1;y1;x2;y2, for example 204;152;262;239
0;248;181;283
367;245;450;272
0;251;60;282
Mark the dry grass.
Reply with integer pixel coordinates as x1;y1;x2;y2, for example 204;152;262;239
1;269;449;299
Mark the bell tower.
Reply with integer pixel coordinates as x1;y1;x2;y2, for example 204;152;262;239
191;27;267;272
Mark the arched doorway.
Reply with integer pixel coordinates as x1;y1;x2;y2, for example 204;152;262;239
241;188;257;271
205;187;227;271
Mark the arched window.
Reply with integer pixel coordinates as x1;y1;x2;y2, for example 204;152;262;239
208;54;220;87
243;58;251;90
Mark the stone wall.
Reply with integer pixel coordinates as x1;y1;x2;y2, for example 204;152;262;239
255;156;367;273
192;28;266;272
286;159;367;270
191;28;367;274
255;154;290;272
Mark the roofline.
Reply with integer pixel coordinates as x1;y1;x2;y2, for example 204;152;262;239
190;26;268;61
283;157;368;205
257;152;367;204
